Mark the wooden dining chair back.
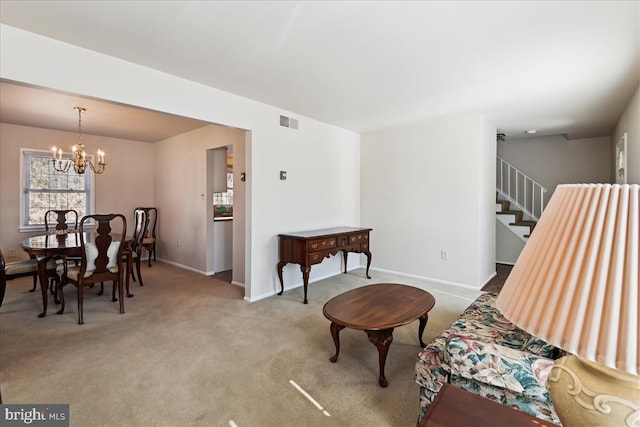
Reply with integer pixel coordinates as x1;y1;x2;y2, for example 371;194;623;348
134;207;157;267
44;209;79;234
44;209;82;285
0;250;58;307
57;213;127;324
128;208;147;288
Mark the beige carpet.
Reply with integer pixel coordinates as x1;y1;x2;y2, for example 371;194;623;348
0;262;482;427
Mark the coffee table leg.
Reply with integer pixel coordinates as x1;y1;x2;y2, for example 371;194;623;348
329;322;345;363
418;313;429;347
366;329;394;387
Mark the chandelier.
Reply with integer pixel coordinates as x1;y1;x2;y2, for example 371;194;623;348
52;107;106;174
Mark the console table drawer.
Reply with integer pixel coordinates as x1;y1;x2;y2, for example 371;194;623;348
309;238;337;252
348;233;369;244
308;251;331;264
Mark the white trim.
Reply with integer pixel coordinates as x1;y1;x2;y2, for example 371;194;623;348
244;265;362;303
155;258;204;275
369;266;484;291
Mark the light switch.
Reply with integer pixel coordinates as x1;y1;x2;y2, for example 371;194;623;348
280;171;287;180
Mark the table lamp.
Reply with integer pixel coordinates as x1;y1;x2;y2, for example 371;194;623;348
495;183;639;427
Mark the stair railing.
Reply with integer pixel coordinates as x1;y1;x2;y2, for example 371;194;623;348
496;156;547;220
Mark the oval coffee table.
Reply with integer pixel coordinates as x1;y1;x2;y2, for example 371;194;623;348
322;283;436;387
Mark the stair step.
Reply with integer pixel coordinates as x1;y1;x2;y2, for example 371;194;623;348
496;200;510;210
495;192;538;242
511;220;536;227
497;210;523;222
510;220;537;234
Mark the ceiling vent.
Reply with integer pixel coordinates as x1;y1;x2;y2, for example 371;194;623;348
280;115;298;130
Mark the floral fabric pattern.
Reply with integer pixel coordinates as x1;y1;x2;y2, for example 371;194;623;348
415;292;562;425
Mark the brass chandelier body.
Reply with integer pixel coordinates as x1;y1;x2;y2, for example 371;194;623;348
52;107;106;175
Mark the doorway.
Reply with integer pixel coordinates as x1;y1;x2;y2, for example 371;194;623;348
207;145;233;276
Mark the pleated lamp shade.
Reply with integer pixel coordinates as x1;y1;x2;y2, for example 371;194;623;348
495;183;639;375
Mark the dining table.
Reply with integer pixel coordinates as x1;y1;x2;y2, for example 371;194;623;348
20;232;134;318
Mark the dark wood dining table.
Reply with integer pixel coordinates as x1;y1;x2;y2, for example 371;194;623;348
20;232;133;318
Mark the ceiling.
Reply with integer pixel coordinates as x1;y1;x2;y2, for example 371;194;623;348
1;1;638;141
0;82;212;142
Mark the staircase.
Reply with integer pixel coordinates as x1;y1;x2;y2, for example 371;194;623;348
496;195;537;242
496;157;547;242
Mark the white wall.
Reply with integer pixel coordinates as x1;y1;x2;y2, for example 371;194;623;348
1;24;361;302
496;221;525;264
613;85;640;184
361;113;496;289
0;123;154;260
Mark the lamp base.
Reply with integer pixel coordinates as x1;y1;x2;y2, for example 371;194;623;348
547;355;640;427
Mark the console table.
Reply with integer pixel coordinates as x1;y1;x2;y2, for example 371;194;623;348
277;227;372;304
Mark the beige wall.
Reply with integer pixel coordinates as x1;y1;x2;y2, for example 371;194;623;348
0;123;154;261
613;85;640;184
497;134;612;204
154;124;245;282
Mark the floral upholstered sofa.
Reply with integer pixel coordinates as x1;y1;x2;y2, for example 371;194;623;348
414;292;564;425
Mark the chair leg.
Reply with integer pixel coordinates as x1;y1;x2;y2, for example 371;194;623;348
30;274;37;292
147;248;152;267
51;277;61;304
136;258;144;287
0;279;6;307
153;243;156;262
118;278;125;314
56;283;65;315
77;285;84;325
112;280;118;302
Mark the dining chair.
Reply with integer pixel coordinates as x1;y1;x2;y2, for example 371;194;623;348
44;209;79;234
57;213;127;324
43;208;82;296
101;209;145;298
0;249;58;307
134;207;157;267
130;208;147;287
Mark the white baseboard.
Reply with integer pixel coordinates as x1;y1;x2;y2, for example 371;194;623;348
369;266;484;291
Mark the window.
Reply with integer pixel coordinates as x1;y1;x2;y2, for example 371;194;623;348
20;148;95;230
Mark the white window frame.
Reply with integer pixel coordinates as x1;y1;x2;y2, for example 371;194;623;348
19;148;96;232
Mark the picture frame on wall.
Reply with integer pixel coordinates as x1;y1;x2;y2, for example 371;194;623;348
616;133;627;184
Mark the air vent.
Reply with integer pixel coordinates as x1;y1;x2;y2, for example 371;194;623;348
279;115;299;130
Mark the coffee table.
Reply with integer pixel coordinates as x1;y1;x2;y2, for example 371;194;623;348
322;283;435;387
